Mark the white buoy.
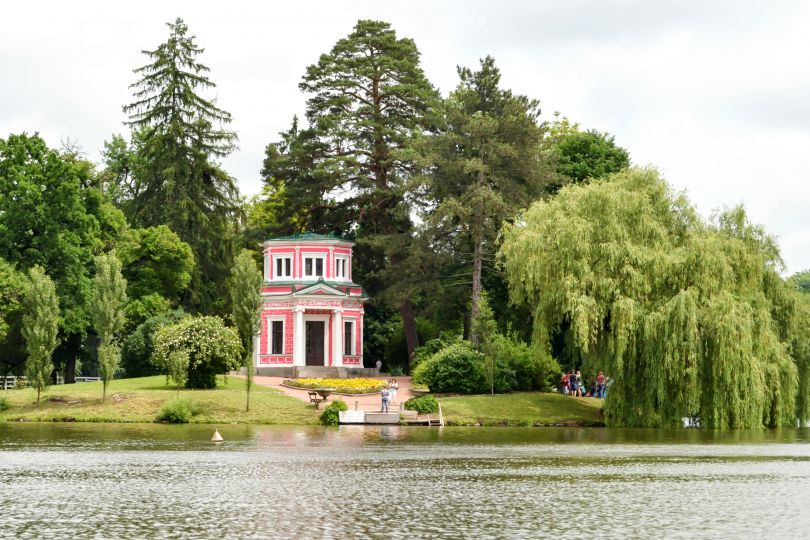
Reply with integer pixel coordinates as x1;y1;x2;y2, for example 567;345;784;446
211;430;224;443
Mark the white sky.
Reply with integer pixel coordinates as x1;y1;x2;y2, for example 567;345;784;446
2;1;809;273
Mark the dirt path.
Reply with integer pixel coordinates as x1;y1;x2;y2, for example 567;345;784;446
242;375;416;412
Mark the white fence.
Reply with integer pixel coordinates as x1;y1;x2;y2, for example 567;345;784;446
1;375;100;390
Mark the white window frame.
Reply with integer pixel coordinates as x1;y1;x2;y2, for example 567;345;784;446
274;255;293;279
335;256;348;280
343;318;355;356
303;254;326;278
267;317;285;355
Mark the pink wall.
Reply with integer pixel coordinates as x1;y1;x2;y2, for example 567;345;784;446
264;242;354;282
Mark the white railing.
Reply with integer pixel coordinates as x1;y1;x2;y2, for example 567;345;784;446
1;375;101;389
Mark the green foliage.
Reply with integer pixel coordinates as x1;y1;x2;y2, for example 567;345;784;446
0;133;124;336
383;317;440;373
404;395;439;414
152;316;242;389
123;292;171;335
412;337;450;371
553;129;630;185
21;267;60;403
788;270;810;295
488;333;561;392
0;396;9;412
119;226;195;302
500;167;807;428
473;292;498;393
265;19;440;362
413;56;551;343
89;252;128;401
122;18;241;314
319;399;348;426
0;258;24;343
122;309;186;377
230;250;263;411
165;350;189;392
156;397;201;423
413;341;487;394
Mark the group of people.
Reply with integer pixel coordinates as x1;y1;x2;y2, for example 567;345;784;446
561;370;608;399
380;378;398;412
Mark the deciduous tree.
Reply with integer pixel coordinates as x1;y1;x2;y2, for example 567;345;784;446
22;267;60;403
230;250;263;411
88;252;128;401
500;167;808;428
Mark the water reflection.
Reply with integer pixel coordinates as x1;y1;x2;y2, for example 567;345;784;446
0;424;808;539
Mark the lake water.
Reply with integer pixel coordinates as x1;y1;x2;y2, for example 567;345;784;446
1;424;808;539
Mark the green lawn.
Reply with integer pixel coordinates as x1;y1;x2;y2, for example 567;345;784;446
0;376;319;425
438;392;604;426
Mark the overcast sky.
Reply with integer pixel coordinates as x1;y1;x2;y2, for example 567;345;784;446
2;1;808;273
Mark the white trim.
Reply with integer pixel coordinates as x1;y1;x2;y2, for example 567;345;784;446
343;317;357;356
303;313;330;366
334;255;349;281
266;316;286;355
273;255;293;279
302;254;327;279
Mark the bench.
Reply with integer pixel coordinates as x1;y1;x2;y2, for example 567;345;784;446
308;391;324;408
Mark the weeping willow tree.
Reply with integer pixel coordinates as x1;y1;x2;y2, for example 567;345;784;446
500;168;809;428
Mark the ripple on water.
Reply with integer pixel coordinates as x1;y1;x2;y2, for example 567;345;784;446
0;424;808;539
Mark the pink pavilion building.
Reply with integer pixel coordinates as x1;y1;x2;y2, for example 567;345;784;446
254;233;368;374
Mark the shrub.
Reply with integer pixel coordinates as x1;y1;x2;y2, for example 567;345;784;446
320;399;348;426
0;396;9;412
404;395;438;414
412;337;449;371
489;333;561;392
157;397;201;423
122;308;186;378
152;316;242;389
412;341;487;394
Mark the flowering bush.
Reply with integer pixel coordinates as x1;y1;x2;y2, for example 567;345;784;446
284;378;385;394
153;316;242;389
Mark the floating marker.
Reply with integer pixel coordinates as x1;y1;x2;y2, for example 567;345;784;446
211;430;223;443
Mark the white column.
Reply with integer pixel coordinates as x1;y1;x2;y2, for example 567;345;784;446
332;308;343;367
293;306;305;365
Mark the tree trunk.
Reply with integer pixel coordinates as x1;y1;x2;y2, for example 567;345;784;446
470;235;483;345
65;356;76;384
245;346;253;413
401;298;419;370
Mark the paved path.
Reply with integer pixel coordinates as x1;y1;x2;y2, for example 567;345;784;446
243;375;416;412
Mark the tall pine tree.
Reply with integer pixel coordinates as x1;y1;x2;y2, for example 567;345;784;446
416;57;551;343
262;20;439;362
123;17;240;313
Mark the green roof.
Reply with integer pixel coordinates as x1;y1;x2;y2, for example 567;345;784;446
264;232;351;243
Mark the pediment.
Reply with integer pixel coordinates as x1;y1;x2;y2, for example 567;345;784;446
293;282;347;297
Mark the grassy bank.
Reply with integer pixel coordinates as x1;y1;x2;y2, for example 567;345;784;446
438;392;604;427
0;376;318;425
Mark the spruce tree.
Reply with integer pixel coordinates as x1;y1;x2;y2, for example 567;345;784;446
123;17;240;313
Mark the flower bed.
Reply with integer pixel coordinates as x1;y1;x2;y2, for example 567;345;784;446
282;378;386;395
